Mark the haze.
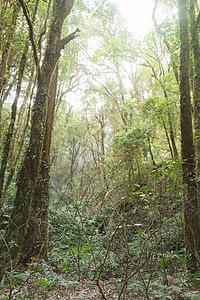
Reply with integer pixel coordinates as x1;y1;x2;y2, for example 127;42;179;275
113;0;153;37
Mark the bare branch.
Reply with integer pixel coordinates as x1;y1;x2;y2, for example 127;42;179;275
59;28;81;50
152;0;171;52
152;0;179;83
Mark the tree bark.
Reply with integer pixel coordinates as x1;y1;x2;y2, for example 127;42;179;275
178;0;200;272
163;90;179;158
0;0;77;273
0;44;28;210
22;67;58;262
1;104;31;206
11;66;35;161
189;0;200;204
161;117;174;159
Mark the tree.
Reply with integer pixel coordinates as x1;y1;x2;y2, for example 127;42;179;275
189;0;200;203
0;44;29;210
0;0;79;275
178;0;200;272
22;67;58;262
152;0;179;84
112;126;150;185
140;31;179;160
141;95;179;160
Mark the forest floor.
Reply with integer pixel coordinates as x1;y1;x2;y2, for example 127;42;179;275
1;267;200;299
0;282;156;300
0;278;117;299
1;278;200;300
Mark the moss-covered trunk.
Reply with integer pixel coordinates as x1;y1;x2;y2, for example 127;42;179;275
189;0;200;206
178;0;200;272
22;67;58;262
0;0;76;274
0;45;28;210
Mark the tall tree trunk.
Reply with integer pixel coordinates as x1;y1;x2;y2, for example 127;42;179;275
148;136;156;166
161;117;174;159
11;66;35;161
0;0;77;274
178;0;200;272
22;67;58;262
189;0;200;204
1;105;31;206
163;90;179;158
0;68;35;202
0;44;28;210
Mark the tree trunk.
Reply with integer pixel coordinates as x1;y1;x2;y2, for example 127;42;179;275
164;91;179;158
161;117;174;159
11;66;35;161
148;136;156;166
22;67;58;262
0;44;28;210
189;0;200;204
1;105;31;206
178;0;200;272
0;0;76;273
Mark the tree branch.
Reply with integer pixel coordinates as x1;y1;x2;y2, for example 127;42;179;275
38;0;52;51
152;0;171;51
152;0;179;84
59;28;81;50
18;0;40;75
196;11;200;28
152;0;161;33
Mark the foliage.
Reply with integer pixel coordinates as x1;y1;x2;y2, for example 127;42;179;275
113;126;149;155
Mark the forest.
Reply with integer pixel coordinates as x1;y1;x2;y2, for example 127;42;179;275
0;0;200;299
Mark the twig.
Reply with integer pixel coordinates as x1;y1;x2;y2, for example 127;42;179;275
97;277;109;300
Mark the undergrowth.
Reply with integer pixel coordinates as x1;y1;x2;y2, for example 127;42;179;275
1;160;200;299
